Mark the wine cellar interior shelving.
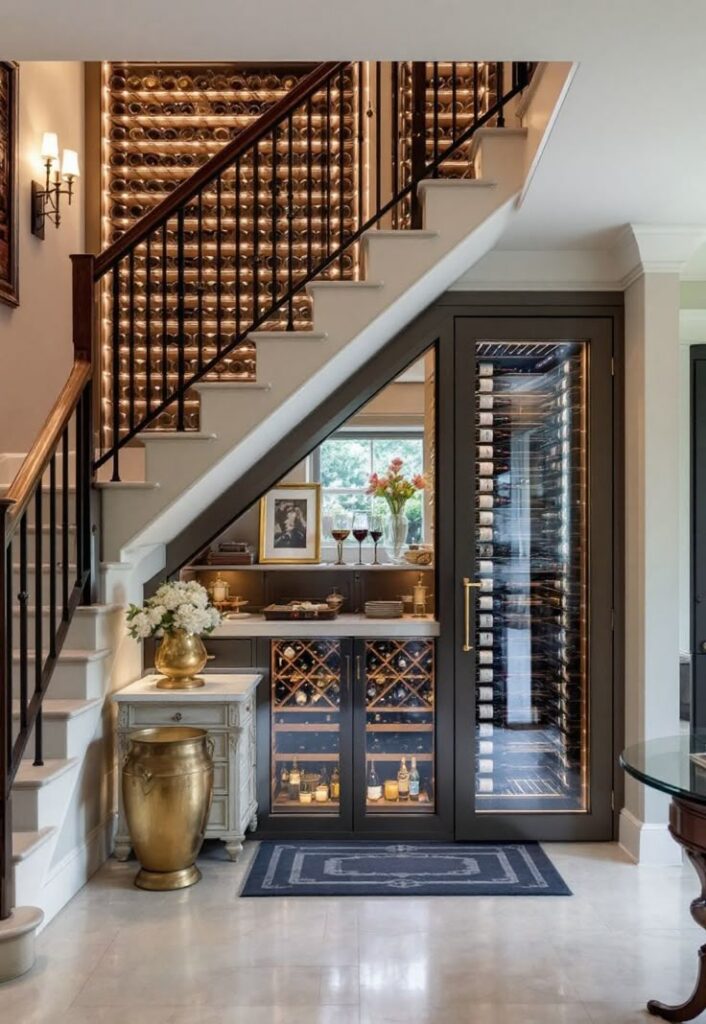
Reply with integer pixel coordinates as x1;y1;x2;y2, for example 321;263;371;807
271;639;343;813
364;639;435;813
474;341;588;812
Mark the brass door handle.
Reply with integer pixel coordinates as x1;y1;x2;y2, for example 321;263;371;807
462;577;482;652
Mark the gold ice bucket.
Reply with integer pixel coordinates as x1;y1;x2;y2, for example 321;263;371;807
122;726;214;891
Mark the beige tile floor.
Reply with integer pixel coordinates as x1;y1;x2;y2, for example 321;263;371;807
0;841;703;1023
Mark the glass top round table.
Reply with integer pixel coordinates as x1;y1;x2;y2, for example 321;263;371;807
620;733;706;805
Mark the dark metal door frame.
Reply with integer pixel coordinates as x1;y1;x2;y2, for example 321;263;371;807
450;314;616;841
691;347;706;729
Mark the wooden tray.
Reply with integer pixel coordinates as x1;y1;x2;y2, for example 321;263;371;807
263;603;338;621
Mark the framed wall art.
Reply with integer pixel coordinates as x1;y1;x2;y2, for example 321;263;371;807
259;483;321;564
0;61;18;307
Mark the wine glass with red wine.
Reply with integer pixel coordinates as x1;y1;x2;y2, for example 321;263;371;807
331;513;351;566
369;514;383;565
352;511;370;565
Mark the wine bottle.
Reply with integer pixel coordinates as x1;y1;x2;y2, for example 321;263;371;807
397;757;410;801
409;757;420;801
330;765;341;800
367;761;382;802
288;758;301;800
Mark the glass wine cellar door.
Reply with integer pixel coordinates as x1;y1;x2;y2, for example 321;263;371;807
454;318;615;841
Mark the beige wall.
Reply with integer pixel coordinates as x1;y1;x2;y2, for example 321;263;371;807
0;62;84;454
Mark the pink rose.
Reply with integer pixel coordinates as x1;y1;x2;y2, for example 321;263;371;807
377;476;390;489
390;457;404;470
412;474;426;490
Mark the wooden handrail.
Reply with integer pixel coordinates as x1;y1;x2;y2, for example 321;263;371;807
5;360;91;531
93;61;345;281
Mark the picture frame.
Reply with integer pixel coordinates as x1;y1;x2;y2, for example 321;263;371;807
259;483;321;564
0;61;18;308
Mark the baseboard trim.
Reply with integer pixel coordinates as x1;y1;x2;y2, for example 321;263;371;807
619;807;683;865
37;813;116;928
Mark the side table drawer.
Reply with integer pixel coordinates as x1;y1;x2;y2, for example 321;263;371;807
129;703;228;728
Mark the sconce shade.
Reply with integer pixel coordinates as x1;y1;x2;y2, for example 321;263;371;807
61;149;80;179
40;132;59;162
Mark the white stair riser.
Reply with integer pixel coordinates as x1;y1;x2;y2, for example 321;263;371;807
11;566;78;596
12;656;110;701
362;233;448;289
12;608;123;651
13;841;54;907
13;768;79;832
143;436;217;482
14;707;101;761
472;130;527;184
308;283;387;337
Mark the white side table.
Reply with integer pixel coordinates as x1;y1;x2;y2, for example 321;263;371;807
113;672;262;862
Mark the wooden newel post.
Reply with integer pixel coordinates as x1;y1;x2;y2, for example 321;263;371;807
0;498;15;921
70;254;96;366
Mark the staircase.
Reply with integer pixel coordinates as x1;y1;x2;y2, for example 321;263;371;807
0;59;573;964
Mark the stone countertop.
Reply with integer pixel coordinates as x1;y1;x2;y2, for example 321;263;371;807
113;672;263;702
210;613;439;638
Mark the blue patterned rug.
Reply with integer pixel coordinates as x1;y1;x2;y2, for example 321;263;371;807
240;841;571;897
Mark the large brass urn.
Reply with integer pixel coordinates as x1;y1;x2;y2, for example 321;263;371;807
122;727;214;891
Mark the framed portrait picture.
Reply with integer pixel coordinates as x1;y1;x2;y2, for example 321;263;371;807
0;61;18;308
259;483;321;564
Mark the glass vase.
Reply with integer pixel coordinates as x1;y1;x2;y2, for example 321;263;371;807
383;512;409;564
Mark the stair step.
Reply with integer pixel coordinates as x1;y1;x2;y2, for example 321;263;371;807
12;697;102;720
306;279;384;295
11;604;122;650
12;827;56;864
11;650;110;700
13;759;80;831
13;697;102;760
246;330;328;343
364;229;439;240
13;758;78;790
94;480;160;490
192;380;272;391
140;431;217;442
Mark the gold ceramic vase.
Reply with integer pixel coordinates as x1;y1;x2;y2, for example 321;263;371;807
155;628;207;689
122;726;214;891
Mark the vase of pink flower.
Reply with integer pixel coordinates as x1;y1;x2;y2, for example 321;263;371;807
366;457;426;564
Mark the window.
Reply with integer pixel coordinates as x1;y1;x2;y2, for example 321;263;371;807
314;432;425;544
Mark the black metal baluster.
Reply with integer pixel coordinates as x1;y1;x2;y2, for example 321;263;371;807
305;96;313;277
473;62;479;124
145;235;152;417
410;63;427;228
357;63;365;235
216;176;222;357
375;64;381;218
34;488;43;767
75;392;84;583
391;63;399;227
197;192;203;371
496;62;505;127
128;248;135;430
338;66;345;274
161;223;168;415
49;455;57;658
19;514;28;733
176;206;186;432
326;79;332;257
0;502;11;922
271;126;278;306
111;266;120;481
235;161;241;340
61;427;69;620
451;62;457;145
287;114;294;329
81;381;94;604
432;62;439;177
253;143;260;323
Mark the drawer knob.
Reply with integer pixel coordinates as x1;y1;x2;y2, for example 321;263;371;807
172;712;183;722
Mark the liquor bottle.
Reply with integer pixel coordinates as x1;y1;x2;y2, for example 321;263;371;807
409;757;420;801
397;757;410;801
330;765;341;801
280;764;290;799
289;757;301;800
367;761;382;802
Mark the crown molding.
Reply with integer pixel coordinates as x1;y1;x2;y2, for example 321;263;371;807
613;224;706;289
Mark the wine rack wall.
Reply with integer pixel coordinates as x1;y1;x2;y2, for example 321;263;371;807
101;62;359;430
473;341;588;813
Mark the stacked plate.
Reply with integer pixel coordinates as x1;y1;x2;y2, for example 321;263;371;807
364;600;403;619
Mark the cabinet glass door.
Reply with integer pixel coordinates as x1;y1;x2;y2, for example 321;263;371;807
362;639;436;814
270;639;345;816
454;318;614;839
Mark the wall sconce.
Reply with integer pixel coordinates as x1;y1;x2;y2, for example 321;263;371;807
31;132;80;239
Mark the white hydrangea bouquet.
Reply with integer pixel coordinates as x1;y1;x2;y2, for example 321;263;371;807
126;580;221;640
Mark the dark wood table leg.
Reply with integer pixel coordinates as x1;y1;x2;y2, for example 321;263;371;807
648;801;706;1022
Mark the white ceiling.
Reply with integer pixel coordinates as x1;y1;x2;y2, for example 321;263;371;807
6;0;706;268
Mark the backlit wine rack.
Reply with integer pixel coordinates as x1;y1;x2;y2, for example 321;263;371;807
102;62;360;431
270;639;343;813
364;639;435;813
473;341;588;812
